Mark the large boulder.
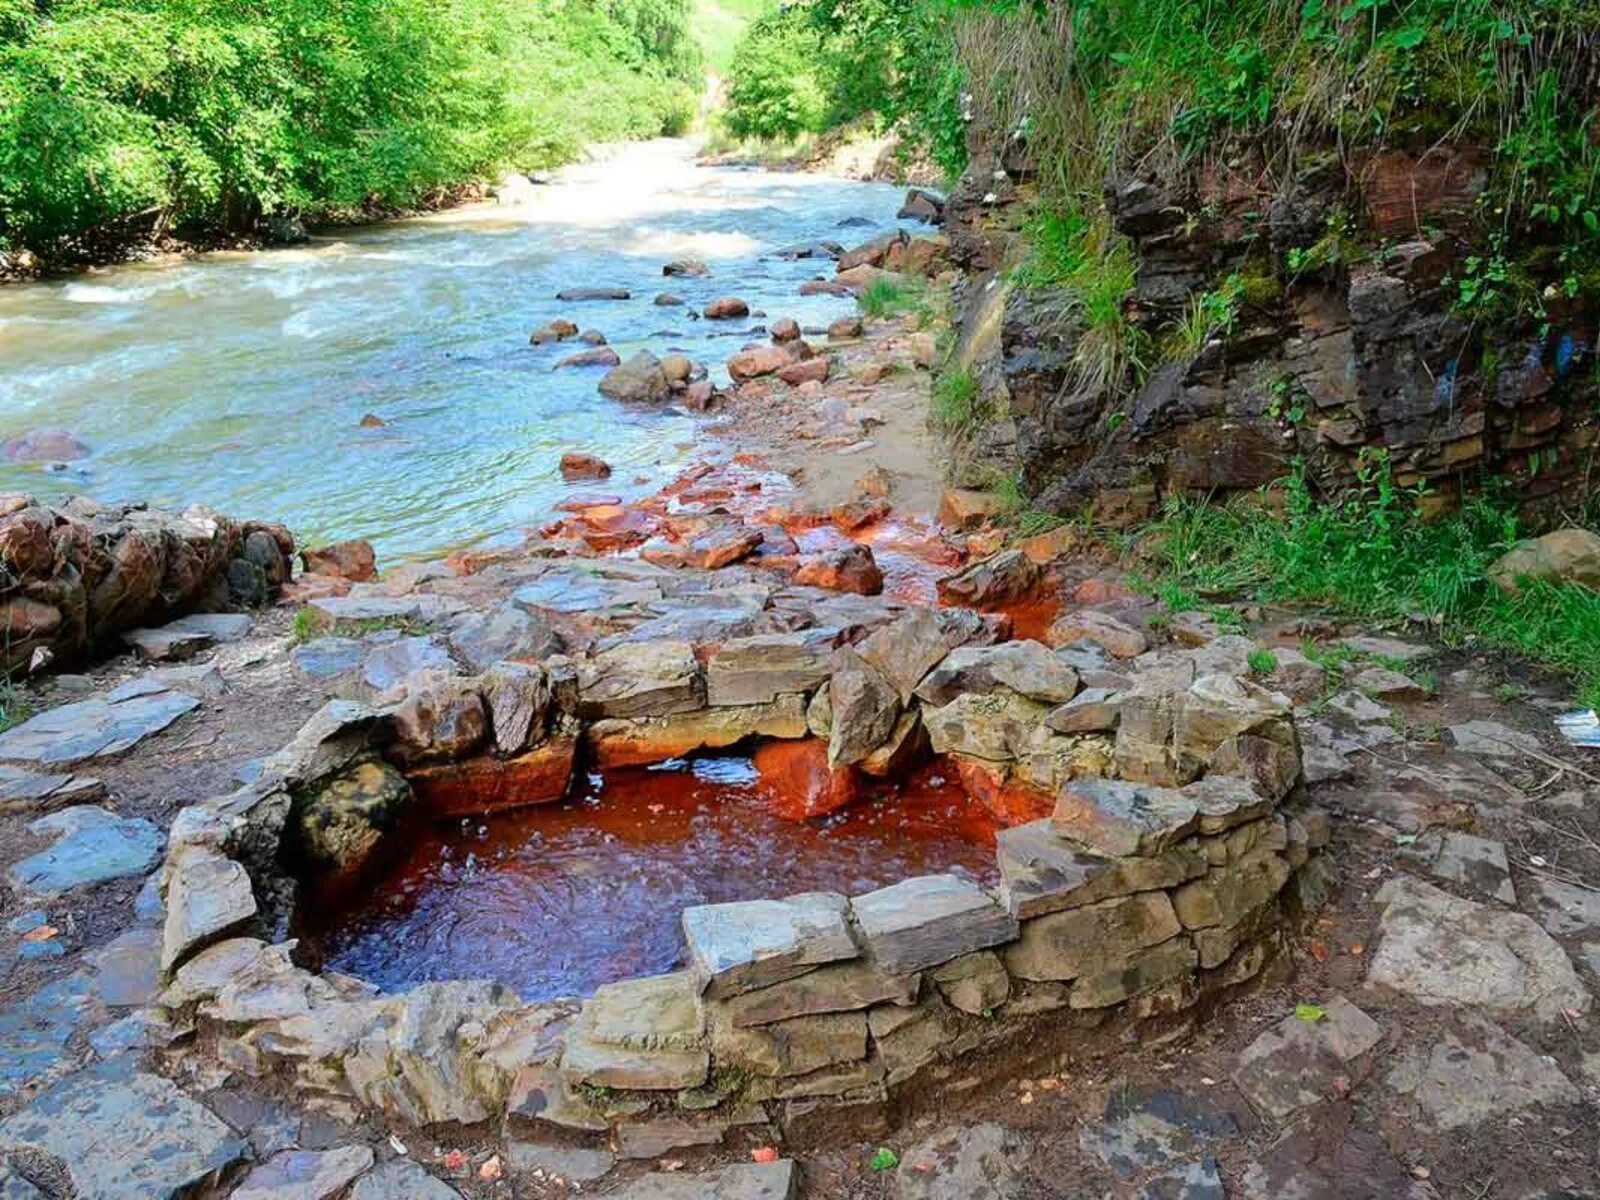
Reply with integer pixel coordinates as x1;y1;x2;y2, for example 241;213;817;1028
599;352;672;403
1488;528;1600;593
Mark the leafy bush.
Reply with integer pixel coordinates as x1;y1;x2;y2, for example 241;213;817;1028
722;10;830;139
0;0;703;254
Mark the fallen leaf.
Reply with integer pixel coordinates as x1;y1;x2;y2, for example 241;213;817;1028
20;925;56;943
478;1155;503;1182
751;1147;780;1164
870;1147;899;1172
1294;1001;1327;1023
1308;938;1329;962
1347;942;1364;956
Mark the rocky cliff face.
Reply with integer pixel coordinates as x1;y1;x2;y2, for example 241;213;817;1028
948;145;1598;524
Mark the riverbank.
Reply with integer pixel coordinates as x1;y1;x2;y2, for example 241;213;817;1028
0;168;1596;1200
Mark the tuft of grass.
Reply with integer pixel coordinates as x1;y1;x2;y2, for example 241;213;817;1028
1247;647;1280;674
291;607;329;644
0;678;33;733
858;276;930;321
932;368;981;431
1142;452;1600;708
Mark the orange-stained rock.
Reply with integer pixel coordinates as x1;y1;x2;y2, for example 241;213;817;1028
301;538;376;582
687;525;764;570
794;544;884;595
560;452;613;480
588;701;808;769
966;530;1006;558
281;574;351;603
831;498;890;532
1017;525;1081;565
728;345;793;382
754;738;862;820
1074;577;1135;605
951;757;1054;827
937;489;1000;533
704;297;750;319
409;736;579;817
556;492;622;512
778;357;829;387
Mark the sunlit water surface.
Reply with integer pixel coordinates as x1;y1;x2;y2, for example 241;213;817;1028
0;140;907;561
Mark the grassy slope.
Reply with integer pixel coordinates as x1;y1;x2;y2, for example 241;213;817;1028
690;0;777;75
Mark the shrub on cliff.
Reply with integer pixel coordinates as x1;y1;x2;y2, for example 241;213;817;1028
0;0;702;255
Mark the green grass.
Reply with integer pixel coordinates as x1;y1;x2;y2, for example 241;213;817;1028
932;369;981;431
691;0;778;76
1140;454;1600;707
858;276;931;321
0;680;34;734
1247;648;1279;674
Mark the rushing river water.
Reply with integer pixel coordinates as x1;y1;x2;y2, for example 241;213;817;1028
0;141;908;562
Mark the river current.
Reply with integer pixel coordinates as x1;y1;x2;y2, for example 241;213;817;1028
0;140;907;562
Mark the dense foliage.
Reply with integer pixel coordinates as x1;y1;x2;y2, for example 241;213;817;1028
0;0;702;252
721;0;968;178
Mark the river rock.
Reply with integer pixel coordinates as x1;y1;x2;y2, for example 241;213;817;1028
578;640;702;719
530;319;579;344
704;297;750;319
556;346;622;369
7;806;164;897
852;874;1018;974
828;316;864;340
793;544;884;595
559;451;612;480
683;892;859;997
1047;610;1149;658
897;187;945;224
557;287;630;301
447;604;561;674
663;259;709;277
770;316;801;342
0;1062;249;1200
1052;779;1200;858
3;429;89;463
1232;995;1384;1120
1366;875;1590;1021
0;679;199;765
935;549;1040;607
922;689;1048;763
599;352;672;403
301;538;376;582
857;608;953;703
728;345;793;382
231;1146;375;1200
706;629;840;706
778;357;829;386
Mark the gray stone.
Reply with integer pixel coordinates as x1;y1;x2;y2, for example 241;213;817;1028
8;806;164;896
359;636;453;698
0;681;198;764
85;926;163;1007
1003;892;1182;982
929;951;1010;1014
349;1160;461;1200
1172;849;1292;930
0;1062;249;1200
1334;634;1433;663
606;1161;798;1200
578;640;702;719
1232;995;1383;1119
723;957;920;1027
895;1123;1028;1199
615;1118;726;1159
1235;1111;1430;1199
1052;779;1201;858
0;1166;44;1199
1349;665;1426;701
0;974;92;1097
1386;1014;1577;1130
1045;687;1120;733
1527;876;1600;936
1069;936;1198;1008
828;649;900;766
161;847;258;972
561;973;708;1090
682;892;858;997
1366;876;1590;1022
915;640;1078;706
231;1146;375;1200
1140;1160;1225;1200
922;690;1050;763
1447;719;1540;758
122;613;250;662
1415;831;1515;905
705;630;839;706
852;874;1018;974
506;1142;615;1182
514;568;663;617
858;608;954;703
996;821;1206;919
0;764;108;814
1079;1087;1238;1179
448;603;561;673
712;1010;868;1078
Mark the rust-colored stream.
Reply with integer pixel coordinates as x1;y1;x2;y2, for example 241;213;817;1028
296;756;999;1001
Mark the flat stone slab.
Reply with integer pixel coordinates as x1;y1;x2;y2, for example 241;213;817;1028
996;821;1208;919
683;892;858;997
232;1146;375;1200
162;847;258;971
1052;779;1201;858
85;926;164;1006
0;681;198;765
851;874;1018;974
607;1161;798;1200
0;1061;248;1200
1527;875;1600;936
1367;876;1590;1022
7;806;164;897
1333;634;1434;663
507;1142;616;1183
896;1124;1028;1199
1447;718;1541;757
0;1167;44;1199
561;972;709;1090
1409;830;1515;904
349;1160;461;1199
1386;1013;1577;1130
123;613;250;662
915;640;1079;707
1078;1087;1238;1179
0;974;93;1098
1237;1108;1430;1199
1232;995;1384;1119
514;569;663;616
1139;1160;1225;1200
0;764;107;815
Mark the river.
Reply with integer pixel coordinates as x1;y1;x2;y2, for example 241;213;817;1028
0;141;907;562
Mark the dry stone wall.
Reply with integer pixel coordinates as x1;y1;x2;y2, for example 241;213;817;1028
146;598;1335;1149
